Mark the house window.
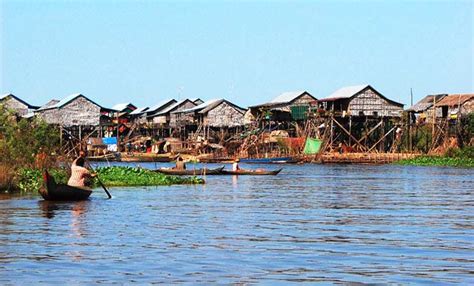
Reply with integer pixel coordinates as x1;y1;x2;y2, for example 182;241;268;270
373;111;378;117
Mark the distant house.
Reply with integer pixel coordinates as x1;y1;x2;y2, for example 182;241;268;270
111;103;137;114
152;99;198;128
407;94;446;123
35;93;102;126
145;99;178;119
319;85;404;117
435;94;474;119
0;93;39;116
176;99;246;128
129;107;150;124
249;91;317;121
109;103;137;125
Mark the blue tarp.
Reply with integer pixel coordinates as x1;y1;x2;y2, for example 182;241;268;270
102;137;117;145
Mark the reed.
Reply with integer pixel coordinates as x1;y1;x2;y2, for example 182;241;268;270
0;164;15;191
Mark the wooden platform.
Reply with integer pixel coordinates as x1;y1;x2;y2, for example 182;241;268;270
311;152;420;165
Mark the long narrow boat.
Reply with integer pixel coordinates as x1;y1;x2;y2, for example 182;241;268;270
239;157;299;164
154;166;224;176
221;168;282;176
39;171;92;201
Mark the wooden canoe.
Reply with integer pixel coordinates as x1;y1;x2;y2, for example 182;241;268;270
39;170;92;201
154;166;224;176
221;168;282;176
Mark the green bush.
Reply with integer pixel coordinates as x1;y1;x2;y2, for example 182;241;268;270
0;105;59;169
16;168;68;193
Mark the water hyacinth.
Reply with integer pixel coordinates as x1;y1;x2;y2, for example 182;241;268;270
396;147;474;168
13;166;204;193
95;166;204;186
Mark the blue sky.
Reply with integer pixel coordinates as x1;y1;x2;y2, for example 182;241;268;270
1;0;472;108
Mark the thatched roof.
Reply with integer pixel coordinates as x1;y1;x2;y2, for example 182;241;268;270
407;94;446;112
435;94;474;107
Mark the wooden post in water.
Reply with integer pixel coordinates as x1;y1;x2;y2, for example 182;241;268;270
116;113;120;152
432;95;436;148
60;126;63;155
349;116;352;146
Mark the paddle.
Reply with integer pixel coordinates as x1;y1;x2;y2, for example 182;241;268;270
86;161;112;199
96;175;112;199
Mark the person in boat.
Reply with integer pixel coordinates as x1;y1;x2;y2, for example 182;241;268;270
175;155;186;170
68;156;96;189
232;158;241;172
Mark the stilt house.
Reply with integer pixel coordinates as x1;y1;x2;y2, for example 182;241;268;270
248;91;317;121
319;85;404;117
435;94;474;119
407;94;446;123
177;99;246;128
35;93;102;127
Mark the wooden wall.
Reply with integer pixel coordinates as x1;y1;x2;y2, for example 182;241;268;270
204;102;244;127
349;88;403;117
169;101;197;127
37;97;101;126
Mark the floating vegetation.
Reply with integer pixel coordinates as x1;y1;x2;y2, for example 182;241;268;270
396;147;474;168
95;166;204;186
13;166;203;193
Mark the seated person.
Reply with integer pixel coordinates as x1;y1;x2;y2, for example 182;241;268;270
175;156;186;170
232;159;240;171
68;157;96;189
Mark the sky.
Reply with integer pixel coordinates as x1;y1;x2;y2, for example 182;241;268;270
1;0;472;109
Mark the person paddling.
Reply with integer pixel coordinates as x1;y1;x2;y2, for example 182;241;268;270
68;152;96;190
232;158;241;172
175;155;186;170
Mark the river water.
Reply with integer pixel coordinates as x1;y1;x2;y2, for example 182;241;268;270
0;163;473;284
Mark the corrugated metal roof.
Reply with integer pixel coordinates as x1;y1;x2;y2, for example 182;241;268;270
36;99;60;111
148;99;176;112
407;94;446;112
51;93;83;108
322;85;369;100
154;99;193;115
436;94;474;107
270;91;307;103
179;99;221;113
199;99;246;114
112;102;134;111
130;107;149;115
36;94;102;110
22;112;36;119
